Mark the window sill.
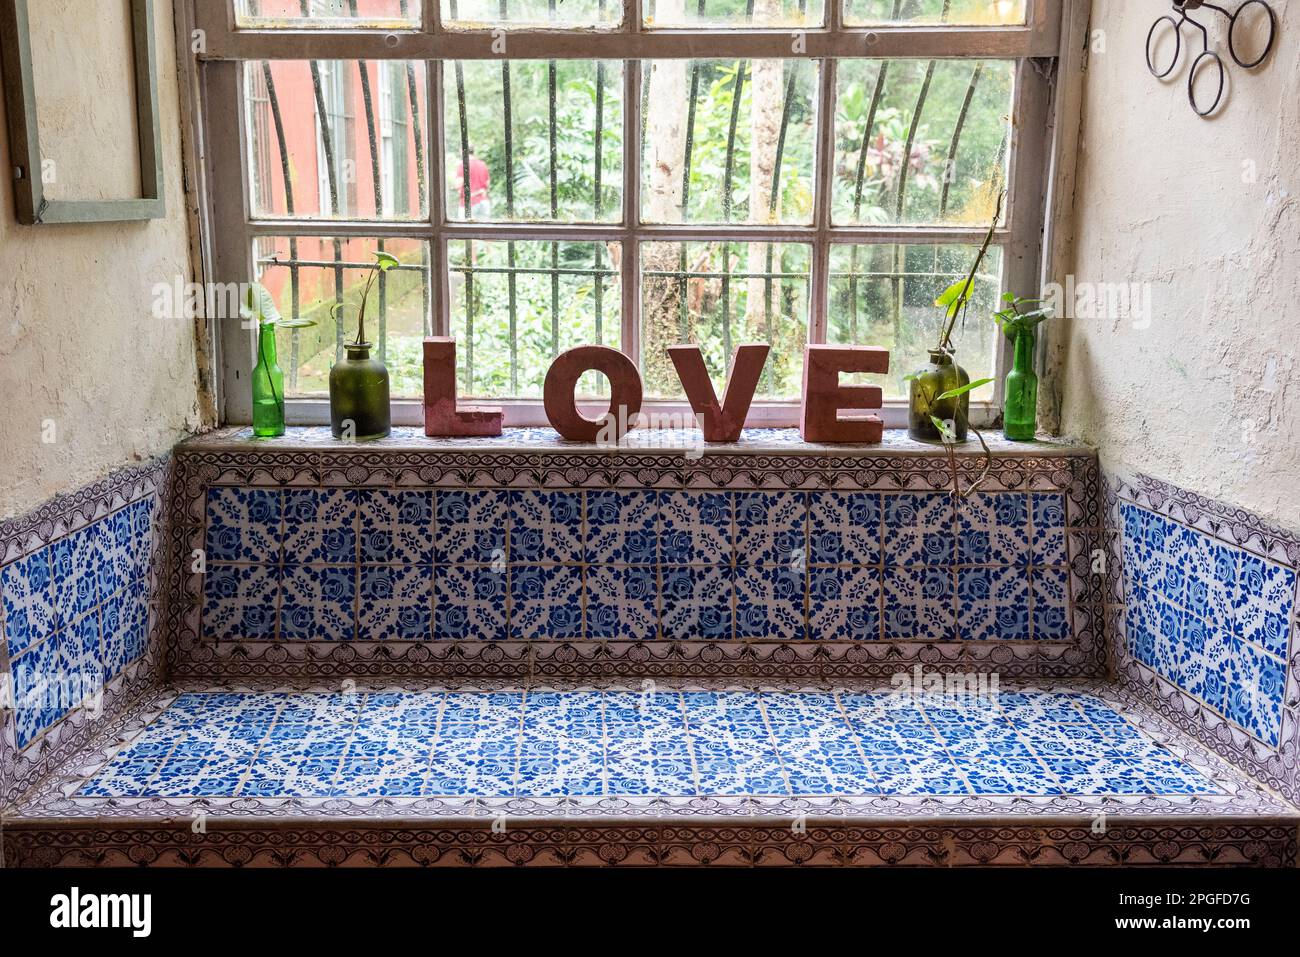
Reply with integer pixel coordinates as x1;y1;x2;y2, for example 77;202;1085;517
184;425;1091;458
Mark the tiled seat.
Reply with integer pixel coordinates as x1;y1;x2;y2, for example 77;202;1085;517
5;682;1294;867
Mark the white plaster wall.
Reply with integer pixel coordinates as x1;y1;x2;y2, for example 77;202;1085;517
0;0;202;518
1060;0;1300;531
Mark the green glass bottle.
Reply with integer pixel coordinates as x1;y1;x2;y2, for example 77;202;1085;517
329;341;391;440
1003;329;1038;441
251;321;285;438
908;350;970;443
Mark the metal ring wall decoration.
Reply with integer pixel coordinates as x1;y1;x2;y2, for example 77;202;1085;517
1146;0;1278;117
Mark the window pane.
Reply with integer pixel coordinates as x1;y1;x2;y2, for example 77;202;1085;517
235;0;421;27
833;59;1012;226
641;59;816;226
440;0;621;28
450;240;621;399
641;242;809;400
246;60;428;220
645;0;824;28
843;0;1025;25
826;243;1003;401
254;236;432;398
443;60;622;223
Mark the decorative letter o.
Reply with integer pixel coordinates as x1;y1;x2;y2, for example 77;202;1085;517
543;346;643;442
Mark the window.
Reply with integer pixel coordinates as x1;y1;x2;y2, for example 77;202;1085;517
200;1;1061;428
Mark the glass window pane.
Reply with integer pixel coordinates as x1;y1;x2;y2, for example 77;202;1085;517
441;0;621;28
644;0;824;28
826;243;1003;401
246;60;428;220
443;60;622;223
450;240;621;399
833;59;1013;226
843;0;1025;25
254;236;432;398
641;242;809;400
641;59;816;226
235;0;421;28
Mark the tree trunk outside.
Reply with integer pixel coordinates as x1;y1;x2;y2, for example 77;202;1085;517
641;0;690;396
746;0;785;395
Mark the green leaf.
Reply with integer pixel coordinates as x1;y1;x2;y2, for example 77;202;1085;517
930;415;957;442
240;282;281;326
374;251;400;272
935;278;974;318
937;377;994;401
329;302;346;323
275;318;317;330
902;372;921;382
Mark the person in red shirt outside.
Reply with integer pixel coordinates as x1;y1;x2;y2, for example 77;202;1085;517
452;154;491;220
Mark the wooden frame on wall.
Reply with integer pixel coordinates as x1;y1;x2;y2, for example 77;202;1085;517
0;0;164;224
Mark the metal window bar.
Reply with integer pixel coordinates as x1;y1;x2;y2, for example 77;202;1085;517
202;0;1062;426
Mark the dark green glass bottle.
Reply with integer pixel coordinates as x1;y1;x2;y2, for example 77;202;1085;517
1003;329;1038;441
251;322;285;438
329;342;391;440
908;350;970;443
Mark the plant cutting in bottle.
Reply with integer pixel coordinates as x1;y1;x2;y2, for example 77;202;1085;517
329;250;400;345
904;190;1003;500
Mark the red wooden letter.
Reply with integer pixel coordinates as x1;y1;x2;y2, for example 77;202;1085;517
799;345;890;443
668;343;769;442
543;346;644;442
422;337;504;437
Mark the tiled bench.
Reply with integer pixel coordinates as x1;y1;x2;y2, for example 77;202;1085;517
3;429;1298;867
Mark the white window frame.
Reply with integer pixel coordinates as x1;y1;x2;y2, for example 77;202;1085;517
193;0;1069;430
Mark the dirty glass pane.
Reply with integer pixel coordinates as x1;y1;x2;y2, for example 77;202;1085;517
443;60;623;223
644;0;824;28
235;0;421;27
826;243;1003;401
833;58;1013;226
440;0;621;28
641;242;810;400
844;0;1025;26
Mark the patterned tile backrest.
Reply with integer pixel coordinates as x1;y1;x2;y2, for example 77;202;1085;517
1;496;157;750
199;486;1074;645
1120;502;1295;747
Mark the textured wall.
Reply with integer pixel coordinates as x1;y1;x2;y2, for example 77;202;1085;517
0;0;201;518
1058;0;1300;531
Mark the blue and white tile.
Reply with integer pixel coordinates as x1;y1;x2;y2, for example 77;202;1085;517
202;564;279;640
427;739;516;796
509;565;584;640
585;490;658;565
1226;639;1285;746
509;491;583;563
357;564;432;639
332;757;431;797
97;509;134;599
603;690;685;742
204;487;281;563
516;739;604;796
808;566;881;640
523;689;604;741
1233;554;1294;658
1030;493;1067;566
734;565;805;640
279;565;356;641
868;756;969;794
956;493;1030;565
49;524;101;626
605;751;697;796
1182;536;1236;620
9;637;60;748
883;493;955;566
241;754;343;797
657;491;731;564
957;566;1031;641
734;492;806;565
282;489;357;564
1;547;55;657
883;567;954;640
954;757;1059;795
585;565;657;640
661;565;732;640
808;492;881;565
1030;567;1070;640
434;566;507;640
434;489;507;565
57;611;103;699
356;489;435;564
